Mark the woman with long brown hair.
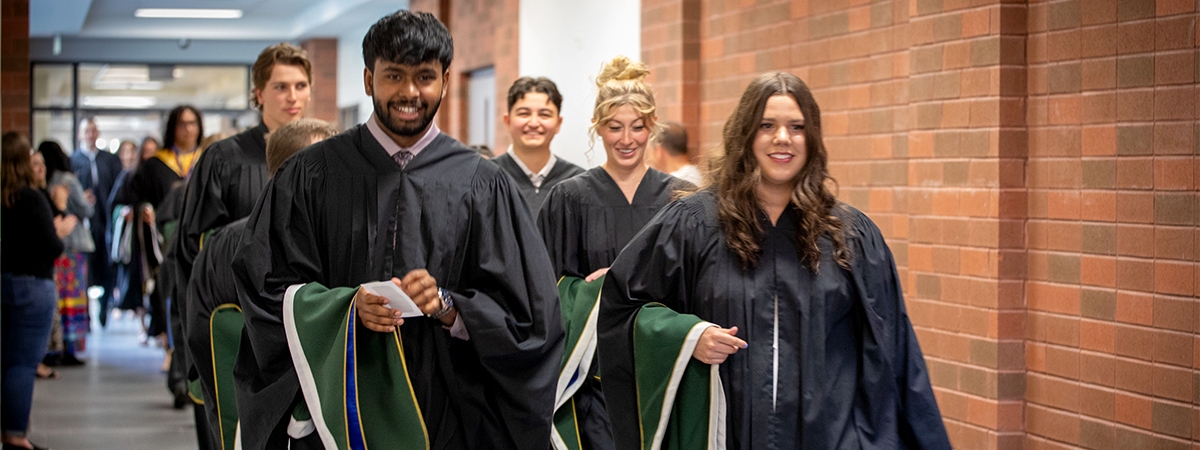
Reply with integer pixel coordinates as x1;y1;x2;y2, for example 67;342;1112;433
2;132;75;450
598;73;951;449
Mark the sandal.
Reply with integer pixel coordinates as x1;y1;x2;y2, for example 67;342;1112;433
35;364;59;380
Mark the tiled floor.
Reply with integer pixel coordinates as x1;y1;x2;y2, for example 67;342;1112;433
26;312;199;450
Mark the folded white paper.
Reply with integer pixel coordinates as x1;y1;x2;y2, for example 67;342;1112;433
360;281;425;318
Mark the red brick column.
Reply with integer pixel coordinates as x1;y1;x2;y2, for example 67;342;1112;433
300;38;338;124
642;0;701;161
491;0;520;153
2;0;30;134
905;1;1030;447
411;0;518;152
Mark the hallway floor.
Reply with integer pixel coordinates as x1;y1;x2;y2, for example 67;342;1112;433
26;312;198;450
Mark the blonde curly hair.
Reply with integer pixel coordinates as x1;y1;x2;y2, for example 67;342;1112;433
589;56;658;142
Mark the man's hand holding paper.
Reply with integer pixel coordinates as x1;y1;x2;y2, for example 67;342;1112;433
355;269;454;332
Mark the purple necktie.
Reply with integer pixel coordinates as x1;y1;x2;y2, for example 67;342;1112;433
394;150;413;169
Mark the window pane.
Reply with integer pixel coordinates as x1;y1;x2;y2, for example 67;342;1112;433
77;63;249;110
89;113;166;152
33;64;74;108
32;111;75;152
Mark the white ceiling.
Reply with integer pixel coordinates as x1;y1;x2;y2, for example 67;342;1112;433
31;0;408;41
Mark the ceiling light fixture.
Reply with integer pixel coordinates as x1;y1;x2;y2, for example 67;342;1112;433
134;8;243;19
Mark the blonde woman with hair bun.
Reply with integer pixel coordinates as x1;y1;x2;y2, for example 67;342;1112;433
536;56;695;450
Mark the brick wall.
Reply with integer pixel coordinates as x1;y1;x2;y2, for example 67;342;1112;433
2;0;30;134
642;0;702;159
1022;1;1197;448
410;0;519;152
643;0;1198;449
300;38;338;124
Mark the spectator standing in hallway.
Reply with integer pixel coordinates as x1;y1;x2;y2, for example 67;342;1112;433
492;77;584;218
647;121;702;186
2;132;76;450
70;118;122;328
39;141;95;367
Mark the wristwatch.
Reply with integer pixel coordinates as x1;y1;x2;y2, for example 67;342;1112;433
430;287;455;320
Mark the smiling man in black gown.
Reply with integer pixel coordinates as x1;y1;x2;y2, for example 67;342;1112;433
232;10;563;450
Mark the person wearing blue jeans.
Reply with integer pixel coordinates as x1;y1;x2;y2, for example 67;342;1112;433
2;276;58;443
3;131;73;450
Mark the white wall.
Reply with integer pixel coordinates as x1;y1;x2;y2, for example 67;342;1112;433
519;0;640;168
337;25;374;127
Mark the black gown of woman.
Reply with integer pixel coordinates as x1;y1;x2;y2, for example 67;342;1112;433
599;190;950;450
537;166;692;449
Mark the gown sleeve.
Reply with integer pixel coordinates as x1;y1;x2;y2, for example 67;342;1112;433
231;157;326;449
451;171;565;447
109;166;144;207
843;208;951;450
184;223;245;450
537;182;587;278
600;198;720;450
177;146;229;280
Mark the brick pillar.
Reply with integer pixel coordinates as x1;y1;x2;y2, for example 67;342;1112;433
492;0;520;152
300;38;338;124
903;2;1030;448
2;0;30;134
409;0;452;133
641;0;701;161
411;0;518;152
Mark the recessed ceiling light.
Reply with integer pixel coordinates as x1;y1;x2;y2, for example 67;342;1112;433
134;8;243;19
82;96;157;108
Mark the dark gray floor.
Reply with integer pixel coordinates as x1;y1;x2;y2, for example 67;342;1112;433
26;312;198;450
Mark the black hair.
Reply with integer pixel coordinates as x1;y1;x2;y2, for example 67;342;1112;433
506;77;563;112
163;105;204;150
36;140;71;185
362;10;454;72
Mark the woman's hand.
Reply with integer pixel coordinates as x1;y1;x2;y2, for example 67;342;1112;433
585;267;610;282
53;215;79;239
50;185;69;212
354;279;404;332
141;205;155;225
692;326;746;365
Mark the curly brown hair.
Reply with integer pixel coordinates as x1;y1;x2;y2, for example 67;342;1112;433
2;132;36;208
710;72;849;271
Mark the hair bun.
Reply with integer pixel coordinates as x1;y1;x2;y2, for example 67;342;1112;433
596;55;649;86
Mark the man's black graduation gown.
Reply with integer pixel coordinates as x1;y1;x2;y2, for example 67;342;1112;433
491;152;584;219
177;124;269;278
232;125;564;450
536;166;691;450
599;191;951;450
186;218;246;449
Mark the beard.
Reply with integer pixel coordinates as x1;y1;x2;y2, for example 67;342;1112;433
374;95;443;138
